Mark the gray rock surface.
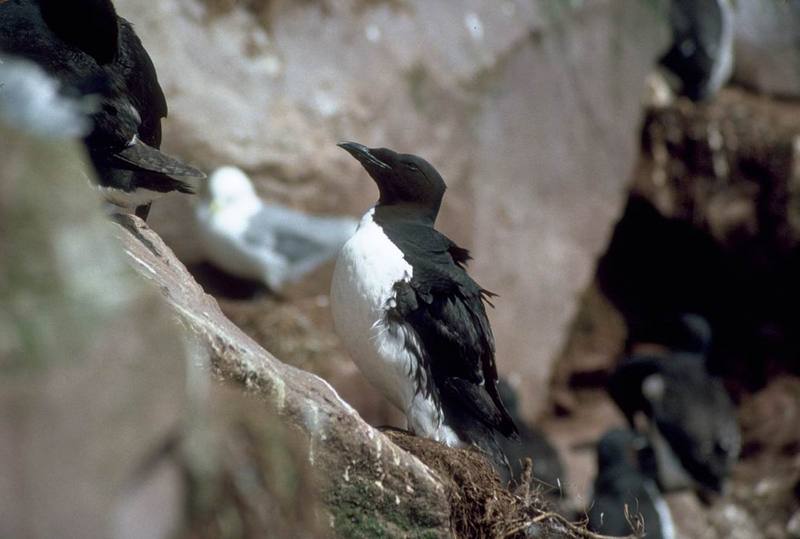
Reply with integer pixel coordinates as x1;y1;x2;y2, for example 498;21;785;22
0;125;187;539
734;0;800;98
117;0;670;418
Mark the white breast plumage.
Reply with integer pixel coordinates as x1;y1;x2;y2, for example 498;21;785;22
330;208;460;445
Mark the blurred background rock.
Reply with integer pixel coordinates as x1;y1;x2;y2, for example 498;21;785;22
116;0;800;536
119;0;670;424
4;0;800;537
0;123;324;538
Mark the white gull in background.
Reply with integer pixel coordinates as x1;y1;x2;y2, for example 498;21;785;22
0;55;91;137
195;166;358;291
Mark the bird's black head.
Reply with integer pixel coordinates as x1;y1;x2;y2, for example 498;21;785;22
338;142;446;222
596;428;647;472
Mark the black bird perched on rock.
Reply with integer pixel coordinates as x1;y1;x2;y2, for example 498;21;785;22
587;428;675;539
0;0;204;220
608;314;740;496
496;379;567;495
331;142;517;472
660;0;734;101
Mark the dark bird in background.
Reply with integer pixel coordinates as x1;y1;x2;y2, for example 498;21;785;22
660;0;734;101
331;142;517;473
496;379;567;496
608;314;741;497
625;312;713;357
0;0;204;220
587;428;675;539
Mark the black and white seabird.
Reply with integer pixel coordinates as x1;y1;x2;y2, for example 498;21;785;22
0;0;205;220
587;429;675;539
608;314;741;496
195;166;358;291
331;142;517;470
660;0;735;101
496;379;567;495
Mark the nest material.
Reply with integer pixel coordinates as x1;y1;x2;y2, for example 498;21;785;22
385;431;639;539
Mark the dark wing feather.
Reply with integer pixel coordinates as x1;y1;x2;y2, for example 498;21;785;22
609;353;739;493
116;18;167;146
649;358;739;493
112;138;205;179
447;241;472;268
379;216;517;438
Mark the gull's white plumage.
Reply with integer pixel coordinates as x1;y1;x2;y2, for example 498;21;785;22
195;166;358;290
0;55;91;137
330;208;461;445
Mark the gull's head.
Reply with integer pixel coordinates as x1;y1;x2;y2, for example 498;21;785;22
208;166;258;212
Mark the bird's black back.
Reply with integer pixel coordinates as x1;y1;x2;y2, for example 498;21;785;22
38;0;119;65
588;463;666;538
0;1;106;93
374;206;517;442
588;429;669;538
107;18;166;148
608;352;740;493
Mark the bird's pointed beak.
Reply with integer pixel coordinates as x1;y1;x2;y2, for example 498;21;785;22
337;141;390;169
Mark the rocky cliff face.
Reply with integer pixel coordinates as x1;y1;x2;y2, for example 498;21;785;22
116;0;670;419
0;126;188;538
0;121;595;537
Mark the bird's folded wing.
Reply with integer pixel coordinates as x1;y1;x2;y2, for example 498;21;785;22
243;207;347;262
386;228;517;437
113;138;205;179
441;377;509;431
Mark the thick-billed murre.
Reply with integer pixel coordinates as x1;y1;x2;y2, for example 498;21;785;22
331;142;517;470
608;315;740;496
0;0;205;220
587;429;675;539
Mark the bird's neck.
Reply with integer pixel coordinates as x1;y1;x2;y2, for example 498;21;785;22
374;202;438;226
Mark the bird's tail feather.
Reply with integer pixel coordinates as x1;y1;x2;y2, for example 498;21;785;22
442;395;514;482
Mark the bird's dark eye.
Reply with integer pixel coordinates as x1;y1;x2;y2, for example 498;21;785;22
404;162;418;171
